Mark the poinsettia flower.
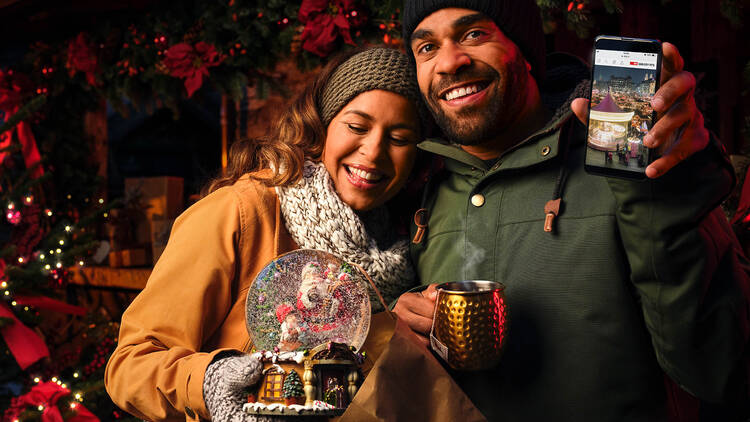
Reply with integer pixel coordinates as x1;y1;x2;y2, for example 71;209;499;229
66;32;99;86
163;41;224;97
298;0;358;57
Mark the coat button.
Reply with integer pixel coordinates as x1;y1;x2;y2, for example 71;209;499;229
471;194;485;207
541;145;551;156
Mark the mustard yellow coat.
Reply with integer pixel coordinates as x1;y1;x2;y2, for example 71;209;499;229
104;175;297;421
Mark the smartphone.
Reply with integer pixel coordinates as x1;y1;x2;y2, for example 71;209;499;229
584;35;662;179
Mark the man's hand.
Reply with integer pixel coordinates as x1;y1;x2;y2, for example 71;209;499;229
392;284;438;347
572;42;709;178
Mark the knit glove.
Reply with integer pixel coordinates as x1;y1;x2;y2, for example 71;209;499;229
203;353;282;422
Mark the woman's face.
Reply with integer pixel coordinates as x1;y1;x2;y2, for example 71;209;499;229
322;89;420;212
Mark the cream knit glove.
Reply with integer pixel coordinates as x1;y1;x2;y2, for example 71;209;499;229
203;353;280;422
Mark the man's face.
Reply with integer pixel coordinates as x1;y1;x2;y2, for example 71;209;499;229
410;8;532;146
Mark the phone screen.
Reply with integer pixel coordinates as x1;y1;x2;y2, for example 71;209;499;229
585;40;660;178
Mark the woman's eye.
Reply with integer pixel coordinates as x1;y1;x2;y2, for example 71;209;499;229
390;136;412;146
347;124;367;134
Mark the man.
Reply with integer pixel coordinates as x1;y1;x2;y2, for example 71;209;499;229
393;0;749;420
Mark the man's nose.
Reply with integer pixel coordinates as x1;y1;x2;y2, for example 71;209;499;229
434;41;471;74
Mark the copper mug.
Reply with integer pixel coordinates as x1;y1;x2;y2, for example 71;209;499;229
429;280;508;371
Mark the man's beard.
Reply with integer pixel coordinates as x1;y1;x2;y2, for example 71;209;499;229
424;61;527;146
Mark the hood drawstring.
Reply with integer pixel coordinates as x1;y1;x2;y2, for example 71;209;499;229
544;121;575;233
412;157;443;244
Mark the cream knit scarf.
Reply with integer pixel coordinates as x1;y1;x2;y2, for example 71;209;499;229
276;161;414;311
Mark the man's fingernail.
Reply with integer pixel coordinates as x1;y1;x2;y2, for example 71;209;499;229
652;97;664;111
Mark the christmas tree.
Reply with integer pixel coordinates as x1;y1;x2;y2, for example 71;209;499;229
282;369;304;399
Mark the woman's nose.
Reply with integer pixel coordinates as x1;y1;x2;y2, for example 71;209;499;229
358;131;387;161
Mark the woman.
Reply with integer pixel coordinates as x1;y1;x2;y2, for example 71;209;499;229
104;47;423;421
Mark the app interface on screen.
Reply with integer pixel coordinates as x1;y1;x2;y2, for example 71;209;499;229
586;48;658;172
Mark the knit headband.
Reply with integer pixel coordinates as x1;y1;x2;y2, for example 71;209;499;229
318;48;422;126
401;0;546;81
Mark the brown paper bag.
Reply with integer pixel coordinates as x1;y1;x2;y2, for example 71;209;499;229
340;312;487;422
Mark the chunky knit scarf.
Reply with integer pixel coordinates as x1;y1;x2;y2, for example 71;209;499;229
276;161;414;311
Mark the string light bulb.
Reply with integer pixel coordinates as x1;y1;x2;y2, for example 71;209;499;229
17;257;24;263
34;377;40;383
65;226;72;232
55;262;62;268
1;281;7;288
37;405;44;411
59;240;65;245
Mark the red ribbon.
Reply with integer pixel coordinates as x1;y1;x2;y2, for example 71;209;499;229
0;300;50;369
0;105;44;179
8;382;99;422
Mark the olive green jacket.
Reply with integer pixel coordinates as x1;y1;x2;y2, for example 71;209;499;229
410;110;749;420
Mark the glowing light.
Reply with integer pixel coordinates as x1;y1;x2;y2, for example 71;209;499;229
40;254;45;260
24;195;33;204
24;306;29;311
73;372;79;378
70;402;78;409
3;291;9;296
34;377;40;383
67;194;72;199
1;281;7;288
51;377;57;382
98;198;104;204
17;257;24;263
11;301;17;306
44;264;51;270
7;203;14;210
351;10;357;16
61;383;67;388
46;210;53;217
38;405;44;411
78;261;85;267
59;240;65;245
56;380;62;385
75;393;82;399
49;250;54;255
65;226;72;232
56;262;62;268
55;248;61;253
103;212;109;218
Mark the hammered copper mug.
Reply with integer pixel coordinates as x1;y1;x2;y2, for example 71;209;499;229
429;280;508;371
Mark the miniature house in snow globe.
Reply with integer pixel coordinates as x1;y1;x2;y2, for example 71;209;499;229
243;249;371;417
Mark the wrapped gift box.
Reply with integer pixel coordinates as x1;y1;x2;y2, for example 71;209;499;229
150;217;175;265
108;248;149;268
124;177;184;246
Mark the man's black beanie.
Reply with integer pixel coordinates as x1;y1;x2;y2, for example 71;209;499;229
401;0;546;81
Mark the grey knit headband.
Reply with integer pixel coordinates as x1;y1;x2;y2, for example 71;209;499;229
319;48;421;126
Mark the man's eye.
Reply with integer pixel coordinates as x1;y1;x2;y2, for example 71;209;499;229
465;30;485;40
416;43;436;55
347;124;367;134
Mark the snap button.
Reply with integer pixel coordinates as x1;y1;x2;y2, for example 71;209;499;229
541;145;551;156
471;194;485;207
